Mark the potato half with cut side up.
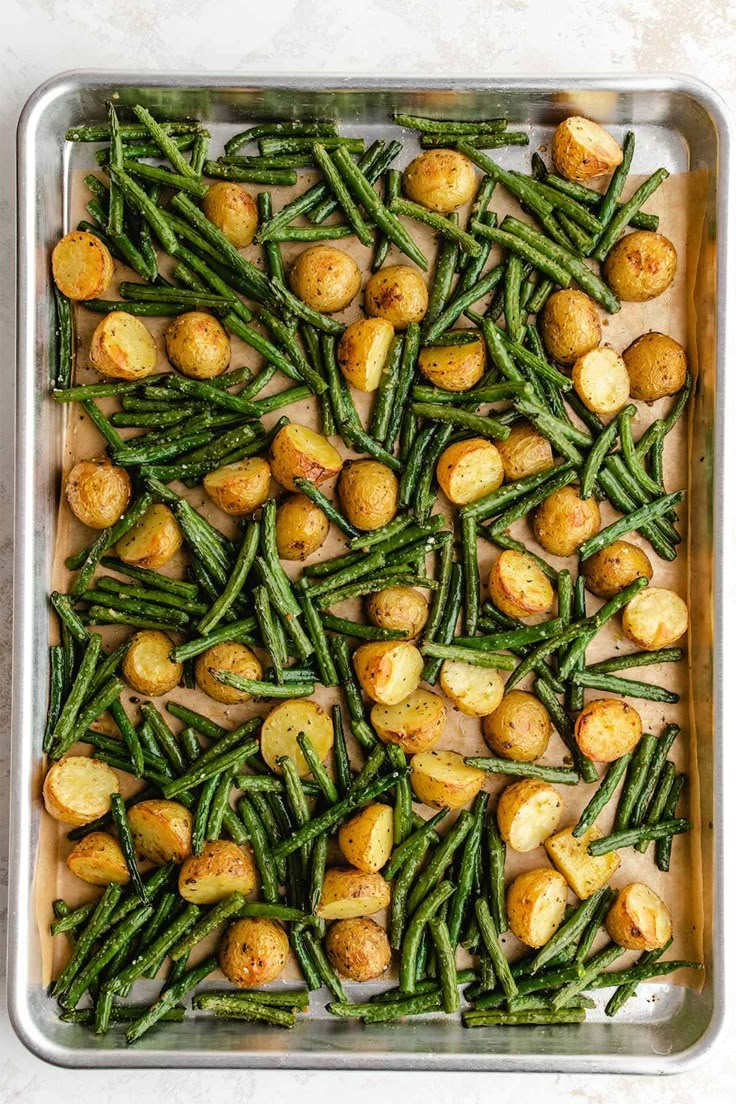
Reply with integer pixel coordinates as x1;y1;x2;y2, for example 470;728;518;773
274;493;329;560
353;640;423;705
622;332;688;402
219;918;289;987
497;780;564;853
409;750;485;809
496;421;554;482
436;438;504;505
572;345;630;415
337;317;395;392
544;825;621;899
489;549;555;620
482;689;552;762
316;867;391;920
203;457;272;516
581;540;653;599
364;265;428;329
122;630;183;697
440;661;505;717
325;918;391;981
339;460;398;532
116;503;183;569
366;587;429;639
66;831;130;886
270;423;343;492
603;231;677;303
202;181;258;248
574;698;643;762
403;148;477;212
89;311;158;381
195;641;263;704
52;230;114;300
541;289;601;365
178;840;258;904
605;882;673;950
506;868;568;948
338;804;394;873
417;335;486;392
65;459;131;530
534;485;601;558
128;799;192;864
622;587;688;650
552;116;623;182
371;689;446;754
43;756;120;827
260;698;334;777
165;311;230;379
290;245;361;313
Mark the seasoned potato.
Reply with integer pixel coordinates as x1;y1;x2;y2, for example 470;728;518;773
364;265;428;329
482;690;552;762
371;689;446;754
552;116;623;182
582;540;653;599
366;587;429;639
219;918;289;987
339;460;398;532
274;493;330;560
409;750;485;810
325;917;391;981
165;311;230;379
541;290;601;365
534;485;601;557
270;423;343;492
353;640;423;705
122;630;183;696
623;332;687;402
489;549;555;619
403;149;477;212
440;661;504;718
290;245;361;313
605;882;673;950
43;756;119;827
65;459;131;530
437;438;504;505
622;586;688;650
195;641;262;704
128;799;192;864
572;346;630;415
603;231;677;303
116;503;183;569
260;698;334;777
506;868;568;948
496;421;554;482
338;317;395;392
202;181;258;248
317;867;391;920
66;831;130;886
497;780;563;853
417;335;486;391
575;698;643;762
203;457;272;516
178;840;257;904
52;230;114;300
545;825;621;899
338;804;394;873
89;311;158;381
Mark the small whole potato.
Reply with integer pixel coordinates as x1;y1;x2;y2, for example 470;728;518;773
575;698;643;762
622;587;688;650
552;116;623;182
371;689;446;754
260;698;334;777
195;641;262;704
403;148;477;212
116;503;183;569
482;690;552;762
623;332;687;402
202;181;258;248
545;825;621;899
317;867;391;920
582;540;653;599
440;661;505;718
339;460;398;532
605;882;673;951
275;493;329;560
506;868;568;948
497;780;563;853
290;245;361;313
43;756;120;827
436;438;504;505
219;918;289;987
364;265;428;329
417;334;486;391
270;423;343;492
325;918;391;981
203;457;272;516
366;587;429;639
496;421;554;482
572;345;631;415
353;640;424;705
165;311;230;379
66;831;130;886
122;630;183;697
603;231;677;303
65;459;131;530
409;750;486;810
52;230;114;300
128;799;192;864
338;317;395;392
541;290;601;365
534;485;601;557
489;549;555;620
178;840;258;904
338;804;394;873
89;311;158;381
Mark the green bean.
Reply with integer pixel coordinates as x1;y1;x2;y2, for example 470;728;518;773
166;892;246;963
461;461;573;525
587;648;683;677
588;818;690;856
464;1006;586;1026
572;669;679;704
467;757;580;784
420;642;517;669
427;917;459;1013
389;196;481;256
205;769;237;841
635;760;677;855
48;632;102;755
300;931;346;1002
411;401;511;441
43;646;66;754
447;793;487;946
292;477;359;539
580;410;625;498
371;168;401;270
424;219;461;328
140;702;186;775
310;139;399;225
655;772;686;871
592;167;670;260
236;798;280;904
53;285;74;390
329;990;443;1021
400;881;456;994
126;955;217;1044
130;105;198;178
529;887;610;974
311;143;373;246
393;114;507;135
368;334;404;443
573;754;632;839
551;942;626;1009
422;561;463;684
196;521;259;637
384;809;448;881
407;812;473;915
604;941;670;1016
193;994;296;1026
51;883;124;1000
225;120;338;154
109;793;148;902
423;263;505;344
474;899;517;998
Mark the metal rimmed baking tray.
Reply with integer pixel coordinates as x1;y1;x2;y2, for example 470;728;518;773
10;71;730;1072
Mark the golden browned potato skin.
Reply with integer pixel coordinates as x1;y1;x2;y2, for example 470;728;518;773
122;630;183;696
439;661;505;718
260;698;334;777
202;181;258;248
338;803;393;873
417;336;486;392
89;312;158;381
128;799;192;864
337;317;395;392
275;493;330;560
195;641;263;704
353;640;424;705
552;117;623;182
436;438;504;506
496;779;563;853
603;231;677;302
622;587;688;650
219;918;290;987
541;290;601;365
575;698;643;762
544;825;621;899
66;831;131;886
364;265;428;329
65;459;131;530
605;882;673;950
371;689;447;754
496;422;554;482
52;230;114;300
571;346;631;416
489;549;555;620
203;457;272;516
43;756;120;827
270;423;344;492
325;918;392;981
116;503;183;569
339;460;399;532
403;149;477;212
366;587;429;638
165;311;231;379
506;868;568;948
482;689;552;762
409;750;485;809
534;485;601;557
290;245;361;313
581;540;653;599
178;840;258;904
316;867;391;920
623;332;687;401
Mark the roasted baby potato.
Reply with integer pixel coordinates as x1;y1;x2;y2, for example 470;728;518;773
337;317;395;392
364;265;428;329
622;587;688;650
116;503;183;569
165;311;230;379
353;640;424;705
274;493;330;560
581;540;653;599
43;756;119;827
203;457;272;516
552;116;623;182
325;917;391;981
482;689;552;762
409;750;486;810
260;698;334;777
52;230;114;300
489;549;555;619
65;459;131;530
605;882;673;950
122;630;183;697
316;867;391;920
403;148;477;212
496;421;554;482
439;661;505;717
545;825;621;899
541;289;601;365
603;231;677;302
219;917;289;987
128;799;192;864
366;586;429;639
574;698;643;762
89;311;158;381
436;438;504;505
622;332;687;402
178;840;258;904
534;485;601;557
371;689;447;754
339;460;399;532
338;804;394;873
572;346;631;415
497;780;564;853
195;641;263;704
202;181;258;248
506;868;568;948
290;245;361;313
270;423;343;492
66;831;130;886
417;334;486;391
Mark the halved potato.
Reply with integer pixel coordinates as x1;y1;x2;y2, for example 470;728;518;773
482;690;552;762
270;423;343;492
605;882;673;950
545;824;621;899
436;438;504;505
274;493;330;560
364;265;428;329
541;289;601;365
497;780;564;853
622;587;688;650
43;756;120;827
260;698;334;777
325;917;391;981
122;630;183;696
338;804;394;873
409;750;485;809
65;459;132;530
203;457;272;516
496;421;554;482
203;181;258;248
194;642;262;705
219;917;289;987
178;840;258;904
116;503;183;569
66;831;130;886
89;312;158;381
552;117;623;182
574;698;643;762
572;346;630;415
371;689;446;754
165;311;230;380
337;317;395;392
128;799;192;864
440;661;505;717
489;549;555;619
339;460;398;532
622;332;688;402
506;868;568;948
366;587;429;639
316;867;391;920
581;540;653;599
533;485;601;557
52;230;114;300
290;245;361;313
353;640;423;705
417;335;486;391
603;231;678;303
403;149;477;212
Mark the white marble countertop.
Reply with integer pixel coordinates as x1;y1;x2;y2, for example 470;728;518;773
2;0;734;1099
